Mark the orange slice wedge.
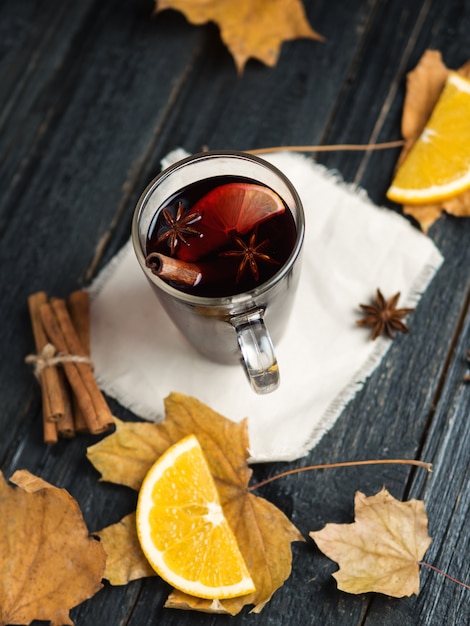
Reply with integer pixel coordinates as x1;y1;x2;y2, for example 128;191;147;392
387;71;470;205
136;434;255;600
178;182;285;261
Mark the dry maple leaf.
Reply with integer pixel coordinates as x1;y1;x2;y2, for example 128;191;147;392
0;470;106;626
310;488;432;597
154;0;324;73
396;49;470;231
89;392;304;614
96;513;156;585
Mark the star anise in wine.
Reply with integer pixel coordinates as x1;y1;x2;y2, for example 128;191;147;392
219;231;279;283
156;202;202;255
356;289;415;340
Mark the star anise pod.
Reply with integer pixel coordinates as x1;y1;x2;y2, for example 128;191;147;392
219;231;279;283
356;289;415;340
156;202;202;255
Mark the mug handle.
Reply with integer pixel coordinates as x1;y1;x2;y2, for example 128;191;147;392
230;309;280;394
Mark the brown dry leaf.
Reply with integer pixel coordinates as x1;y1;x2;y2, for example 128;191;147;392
442;187;470;216
402;203;443;234
0;470;106;626
96;513;156;585
310;488;432;597
87;416;171;491
154;0;324;73
396;49;470;230
89;392;304;614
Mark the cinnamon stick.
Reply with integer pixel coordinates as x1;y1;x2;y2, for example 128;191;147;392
40;299;113;434
52;297;114;433
145;253;228;286
27;292;64;444
67;291;90;433
39;387;59;445
68;291;90;349
56;369;76;438
52;297;114;432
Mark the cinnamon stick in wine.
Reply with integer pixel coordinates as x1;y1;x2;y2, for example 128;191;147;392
145;253;230;287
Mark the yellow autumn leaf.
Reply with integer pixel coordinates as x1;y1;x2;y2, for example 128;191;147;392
97;513;156;585
154;0;324;73
89;392;304;614
310;488;432;597
0;470;106;626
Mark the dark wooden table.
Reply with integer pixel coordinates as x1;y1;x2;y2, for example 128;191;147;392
1;1;469;624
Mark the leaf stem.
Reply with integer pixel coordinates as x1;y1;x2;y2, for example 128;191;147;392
247;140;405;155
248;459;432;491
419;561;470;591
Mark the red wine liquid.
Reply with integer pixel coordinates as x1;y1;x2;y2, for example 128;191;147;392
146;175;297;297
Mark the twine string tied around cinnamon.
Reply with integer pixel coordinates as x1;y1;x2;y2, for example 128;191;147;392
25;343;94;378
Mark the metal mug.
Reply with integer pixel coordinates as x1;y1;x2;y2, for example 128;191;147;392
132;151;304;394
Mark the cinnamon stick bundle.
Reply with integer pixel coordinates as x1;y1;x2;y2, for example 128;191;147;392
40;298;113;435
27;289;114;442
27;292;65;444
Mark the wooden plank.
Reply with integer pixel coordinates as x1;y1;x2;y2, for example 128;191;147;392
364;301;470;625
0;0;99;230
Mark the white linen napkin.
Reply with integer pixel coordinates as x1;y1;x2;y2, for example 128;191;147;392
89;150;443;462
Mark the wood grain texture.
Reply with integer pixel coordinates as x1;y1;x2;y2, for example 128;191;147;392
0;0;469;624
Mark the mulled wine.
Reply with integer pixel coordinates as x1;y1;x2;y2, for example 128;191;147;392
145;175;297;297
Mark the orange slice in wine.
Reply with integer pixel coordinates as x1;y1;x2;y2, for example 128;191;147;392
178;183;285;261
